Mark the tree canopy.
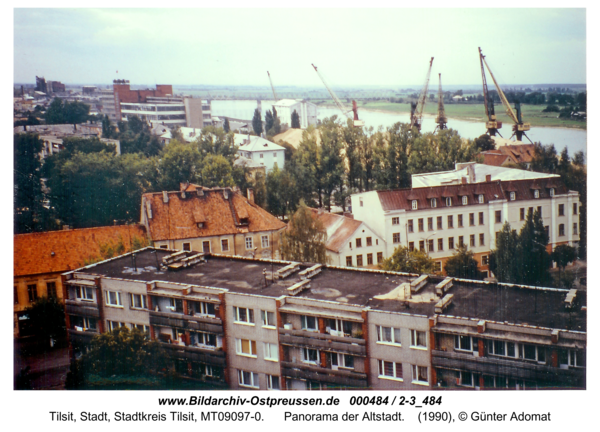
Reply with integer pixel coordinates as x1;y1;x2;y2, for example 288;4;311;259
291;110;300;128
379;245;435;274
444;245;482;280
281;202;328;264
252;109;263;135
45;98;90;126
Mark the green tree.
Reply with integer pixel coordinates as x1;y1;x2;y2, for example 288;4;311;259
46;99;90;126
489;222;520;283
200;154;235;187
318;117;345;210
158;139;203;191
379;245;435;274
197;126;237;160
252;109;263;135
252;171;267;208
265;110;274;132
44;98;67;124
290;127;319;206
291;110;300;128
223;118;230;133
272;106;281;135
24;296;66;342
474;134;496;151
102;115;117;138
444;245;482;280
552;244;577;277
281;201;328;264
266;164;284;217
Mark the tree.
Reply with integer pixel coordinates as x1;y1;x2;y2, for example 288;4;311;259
474;134;496;152
266;164;284;217
265;110;274;132
223;118;230;133
379;245;435;274
252;109;263;135
291;110;300;128
281;201;328;264
552;244;577;276
489;222;520;283
444;245;482;280
24;296;66;342
102;115;117;139
45;99;90;126
200;154;235;188
158;139;203;191
318;117;345;210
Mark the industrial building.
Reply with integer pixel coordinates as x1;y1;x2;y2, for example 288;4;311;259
272;99;317;129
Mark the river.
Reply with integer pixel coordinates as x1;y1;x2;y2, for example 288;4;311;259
211;100;586;155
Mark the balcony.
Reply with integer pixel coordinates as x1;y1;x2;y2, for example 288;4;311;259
279;328;366;356
149;311;223;334
281;361;367;388
68;328;98;345
65;299;100;318
162;343;226;366
432;349;585;383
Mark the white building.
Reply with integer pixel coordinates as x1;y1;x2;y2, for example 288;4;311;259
234;134;285;172
272;99;317;129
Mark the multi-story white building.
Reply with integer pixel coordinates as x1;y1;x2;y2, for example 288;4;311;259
352;164;580;277
272;99;317;129
234;134;285;172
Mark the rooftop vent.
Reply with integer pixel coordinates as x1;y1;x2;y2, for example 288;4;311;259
434;294;454;313
274;263;300;280
435;277;453;296
299;264;322;280
565;289;577;309
197;189;204;196
410;275;428;293
287;279;311;296
163;191;169;203
223;189;229;200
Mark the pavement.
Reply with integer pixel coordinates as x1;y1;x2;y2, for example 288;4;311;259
14;338;70;390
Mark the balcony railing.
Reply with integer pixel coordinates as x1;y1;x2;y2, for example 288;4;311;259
149;311;223;334
68;328;99;345
162;343;226;366
65;300;100;318
281;361;368;388
279;328;366;356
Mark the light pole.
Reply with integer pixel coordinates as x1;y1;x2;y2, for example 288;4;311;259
421;232;438;257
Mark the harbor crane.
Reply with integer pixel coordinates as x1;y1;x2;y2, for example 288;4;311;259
479;48;532;143
311;63;364;127
478;47;502;137
434;73;447;132
410;57;434;131
267;71;279;101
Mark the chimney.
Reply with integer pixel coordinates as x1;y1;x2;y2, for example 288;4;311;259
461;177;467;184
486;174;491;182
247;188;255;204
468;164;476;183
162;191;169;203
223;189;229;200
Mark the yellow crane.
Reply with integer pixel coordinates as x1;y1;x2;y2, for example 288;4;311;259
410;57;434;131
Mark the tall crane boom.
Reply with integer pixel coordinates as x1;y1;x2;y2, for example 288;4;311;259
434;73;447;132
267;71;279;101
311;63;364;127
410;57;434;131
479;47;502;136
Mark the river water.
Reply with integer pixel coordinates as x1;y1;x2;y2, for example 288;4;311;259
212;100;586;155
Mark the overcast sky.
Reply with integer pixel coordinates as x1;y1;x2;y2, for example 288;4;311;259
14;8;586;88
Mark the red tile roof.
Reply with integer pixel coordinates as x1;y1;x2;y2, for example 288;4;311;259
143;187;286;242
481;151;512;167
14;225;147;277
309;209;362;253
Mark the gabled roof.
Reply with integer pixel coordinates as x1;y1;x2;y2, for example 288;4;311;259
142;186;286;241
481;151;513;167
309;209;363;253
14;225;146;277
234;134;285;152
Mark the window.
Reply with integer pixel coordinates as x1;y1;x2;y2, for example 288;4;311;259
470;234;475;247
233;306;254;324
457;370;480;387
393;233;400;243
428;239;434;252
520;208;525;220
458;214;463;227
14;286;18;305
238;370;259;388
260;153;264;158
411;365;428;384
356;255;363;266
510;192;516;201
418;218;424;232
377;252;383;264
75;286;94;301
447;215;453;228
427;217;433;231
550;188;555;197
434;261;442;272
559;224;565;236
448;237;454;250
205;240;212;252
192;331;217;347
419;240;424;251
436;216;443;230
331;352;354;370
392;217;400;225
479;233;485;246
528;207;533;217
410;330;427;348
478;194;484;204
160;245;168;249
301;315;318;331
328;319;352;337
573;203;578;215
105;290;123;307
273;152;277;157
558;204;565;216
376;325;401;345
359;198;363;207
437;238;444;251
431;198;437;208
378;360;402;380
346;256;352;266
479;212;484;225
267;375;280;390
192;301;215;317
27;284;38;303
356;238;362;248
534;189;540;199
245;236;253;250
462;196;468;205
495;210;501;223
183;242;191;251
482;255;489;266
367;253;373;265
107;321;125;331
469;213;475;226
573;223;578;235
221;239;229;252
263;343;279;361
446;197;452;207
73;316;97;331
46;281;57;298
261;235;269;248
236;338;257;357
168;297;183;313
544;226;549;241
302;347;319;364
366;237;372;246
408;242;415;252
130;293;147;309
559;349;585;368
261;310;276;327
537;206;542;217
133;324;150;333
458;236;464;247
407;220;413;232
455;335;478;352
412;200;418;210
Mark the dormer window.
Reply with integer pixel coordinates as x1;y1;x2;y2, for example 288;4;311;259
534;190;540;199
431;198;437;208
446;197;452;207
509;192;516;201
462;196;468;205
240;218;249;225
550;188;555;197
197;222;204;229
478;194;484;204
412;200;418;210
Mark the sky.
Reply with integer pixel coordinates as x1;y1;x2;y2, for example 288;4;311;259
13;7;587;88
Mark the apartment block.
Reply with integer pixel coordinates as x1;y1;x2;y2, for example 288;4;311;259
63;247;585;390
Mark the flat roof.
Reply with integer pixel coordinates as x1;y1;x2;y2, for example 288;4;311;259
74;248;585;332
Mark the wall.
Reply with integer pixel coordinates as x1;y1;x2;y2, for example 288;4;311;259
14;273;64;337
